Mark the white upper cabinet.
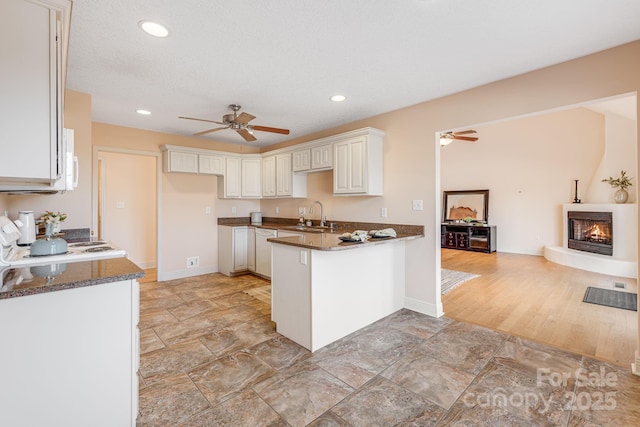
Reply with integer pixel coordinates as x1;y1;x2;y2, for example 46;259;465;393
333;129;384;196
262;156;277;197
164;151;199;173
311;144;333;170
198;154;224;175
0;0;71;185
276;153;307;197
292;149;311;172
218;156;241;198
241;157;262;198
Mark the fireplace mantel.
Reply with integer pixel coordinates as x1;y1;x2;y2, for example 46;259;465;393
544;203;637;278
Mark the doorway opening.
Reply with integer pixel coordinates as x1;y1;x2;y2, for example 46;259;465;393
93;147;162;279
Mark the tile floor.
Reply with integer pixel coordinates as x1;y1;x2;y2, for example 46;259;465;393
137;273;640;426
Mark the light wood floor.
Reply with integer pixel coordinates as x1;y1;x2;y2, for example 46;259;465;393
441;249;638;367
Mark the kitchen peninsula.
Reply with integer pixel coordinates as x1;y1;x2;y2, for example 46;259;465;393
268;225;423;352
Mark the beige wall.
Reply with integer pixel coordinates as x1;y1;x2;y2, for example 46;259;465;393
98;151;157;268
441;107;606;255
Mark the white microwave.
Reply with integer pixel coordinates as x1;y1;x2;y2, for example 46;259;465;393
0;128;78;193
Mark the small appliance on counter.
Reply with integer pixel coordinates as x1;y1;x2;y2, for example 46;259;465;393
250;212;263;225
16;211;36;246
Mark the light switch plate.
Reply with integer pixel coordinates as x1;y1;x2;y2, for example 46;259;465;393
412;200;424;211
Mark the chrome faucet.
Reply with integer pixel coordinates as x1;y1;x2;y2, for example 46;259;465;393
310;201;325;227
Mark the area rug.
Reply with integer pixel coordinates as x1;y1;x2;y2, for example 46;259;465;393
441;269;480;295
244;286;271;305
583;287;637;311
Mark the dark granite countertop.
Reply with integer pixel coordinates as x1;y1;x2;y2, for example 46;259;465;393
0;257;144;300
268;231;421;251
218;216;424;251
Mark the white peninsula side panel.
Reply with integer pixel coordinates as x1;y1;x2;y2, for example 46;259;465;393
271;241;405;351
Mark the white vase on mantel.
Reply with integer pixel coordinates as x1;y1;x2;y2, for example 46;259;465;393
614;189;629;204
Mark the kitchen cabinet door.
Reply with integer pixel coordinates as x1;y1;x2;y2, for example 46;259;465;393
247;227;256;272
292;149;311;172
198;154;224;175
241;158;262;198
218;157;241;198
276;153;307;198
0;0;70;184
217;225;249;275
165;151;198;173
262;156;276;197
233;227;248;271
276;154;292;196
333;134;383;195
311;144;333;170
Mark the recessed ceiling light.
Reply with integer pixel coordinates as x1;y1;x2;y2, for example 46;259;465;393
136;109;151;115
330;95;347;102
138;20;169;38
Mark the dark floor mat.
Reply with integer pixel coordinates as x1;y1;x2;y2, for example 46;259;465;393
583;287;637;311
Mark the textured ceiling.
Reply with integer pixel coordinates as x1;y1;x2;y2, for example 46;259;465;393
66;0;640;147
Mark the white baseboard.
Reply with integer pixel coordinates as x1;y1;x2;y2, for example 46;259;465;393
158;266;218;281
404;296;444;318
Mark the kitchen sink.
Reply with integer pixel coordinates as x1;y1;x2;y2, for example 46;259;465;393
281;225;328;233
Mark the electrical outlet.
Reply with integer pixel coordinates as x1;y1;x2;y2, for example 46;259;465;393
231;206;237;214
205;206;211;214
298;207;306;215
412;199;424;211
116;201;125;209
380;207;388;218
187;256;199;268
275;206;280;214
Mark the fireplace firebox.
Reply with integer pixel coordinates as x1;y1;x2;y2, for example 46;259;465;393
567;211;613;256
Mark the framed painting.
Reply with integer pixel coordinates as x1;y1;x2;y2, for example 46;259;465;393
442;189;489;223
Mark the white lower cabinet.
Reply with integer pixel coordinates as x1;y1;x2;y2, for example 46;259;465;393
247;227;256;272
218;225;249;275
0;279;140;427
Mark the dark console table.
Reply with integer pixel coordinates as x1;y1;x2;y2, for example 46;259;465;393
441;223;496;253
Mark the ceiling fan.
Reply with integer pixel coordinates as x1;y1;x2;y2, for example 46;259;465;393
179;104;290;142
440;130;478;146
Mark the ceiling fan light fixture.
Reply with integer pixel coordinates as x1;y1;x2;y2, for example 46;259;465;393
330;94;347;102
439;134;453;146
138;20;170;38
136;109;151;115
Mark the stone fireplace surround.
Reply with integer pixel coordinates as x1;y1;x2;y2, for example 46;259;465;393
544;203;637;278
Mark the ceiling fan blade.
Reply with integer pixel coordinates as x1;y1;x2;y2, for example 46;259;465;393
235;112;256;124
237;129;257;142
453;136;478;142
453;130;477;135
193;126;229;136
251;125;290;135
179;116;226;125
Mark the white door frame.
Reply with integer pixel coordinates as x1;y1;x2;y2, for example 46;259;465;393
92;146;163;280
